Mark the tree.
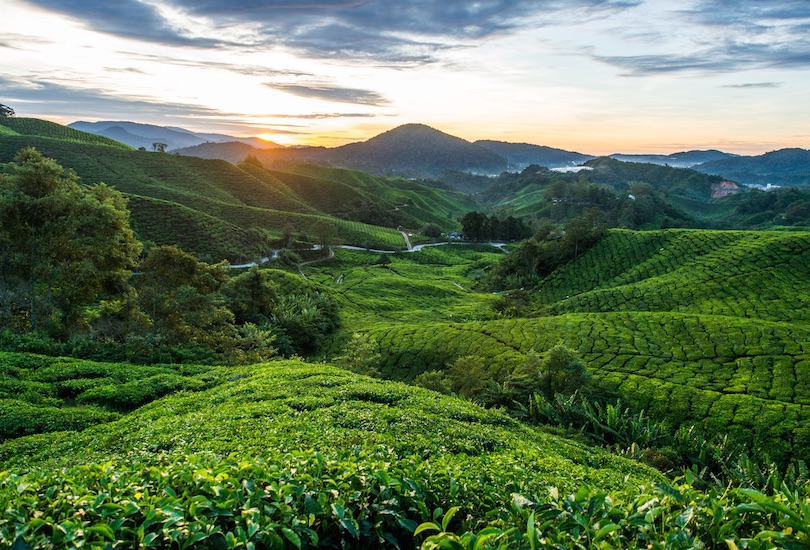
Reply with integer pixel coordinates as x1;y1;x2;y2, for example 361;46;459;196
460;211;487;241
222;266;279;325
136;245;234;348
538;344;591;398
333;333;382;377
152;142;167;153
420;223;442;238
0;147;142;336
0;103;14;117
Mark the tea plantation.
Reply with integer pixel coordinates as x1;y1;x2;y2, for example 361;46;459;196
307;231;810;464
3;360;810;548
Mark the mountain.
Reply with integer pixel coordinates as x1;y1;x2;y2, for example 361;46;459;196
695;148;810;187
609;150;735;168
68;120;283;151
0;118;476;260
475;140;594;169
175;123;509;178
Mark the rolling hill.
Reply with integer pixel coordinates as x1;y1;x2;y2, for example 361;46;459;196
308;230;810;464
0;118;477;260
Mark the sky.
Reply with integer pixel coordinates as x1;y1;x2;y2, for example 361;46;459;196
1;0;809;155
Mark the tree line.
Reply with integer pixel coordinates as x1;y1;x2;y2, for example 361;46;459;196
0;148;339;363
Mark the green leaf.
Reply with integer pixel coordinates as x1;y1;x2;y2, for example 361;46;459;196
87;524;115;540
414;522;441;536
442;506;462;532
281;527;301;549
594;523;620;542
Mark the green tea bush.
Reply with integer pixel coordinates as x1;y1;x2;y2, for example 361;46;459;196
0;400;118;439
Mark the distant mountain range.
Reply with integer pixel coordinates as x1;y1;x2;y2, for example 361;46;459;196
70;120;810;187
611;150;736;168
695;148;810;187
68;121;283;151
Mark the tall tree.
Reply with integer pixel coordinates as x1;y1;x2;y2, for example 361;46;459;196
0;147;141;335
0;103;14;117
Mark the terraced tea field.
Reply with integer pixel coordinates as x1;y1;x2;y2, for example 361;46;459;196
315;229;810;462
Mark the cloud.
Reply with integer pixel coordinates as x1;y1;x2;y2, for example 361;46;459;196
596;1;810;75
22;0;639;64
0;75;233;121
721;82;782;88
265;83;390;106
262;113;381;119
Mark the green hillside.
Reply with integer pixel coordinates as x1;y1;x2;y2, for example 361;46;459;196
0;121;470;258
0;117;133;150
3;358;808;548
535;229;810;321
302;230;810;463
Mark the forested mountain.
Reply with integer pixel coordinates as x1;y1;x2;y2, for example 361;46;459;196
610;149;735;167
176;123;509;178
695;147;810;186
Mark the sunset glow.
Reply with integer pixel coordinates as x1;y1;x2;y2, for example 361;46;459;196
2;0;809;154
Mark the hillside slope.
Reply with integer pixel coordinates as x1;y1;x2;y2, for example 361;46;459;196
313;230;810;463
0;120;475;259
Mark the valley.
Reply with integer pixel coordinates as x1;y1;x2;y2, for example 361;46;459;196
1;117;809;548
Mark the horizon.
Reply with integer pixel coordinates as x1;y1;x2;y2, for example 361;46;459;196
3;1;810;156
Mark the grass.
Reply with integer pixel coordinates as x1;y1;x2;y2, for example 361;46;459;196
304;246;503;330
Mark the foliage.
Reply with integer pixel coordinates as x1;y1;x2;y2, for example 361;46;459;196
421;222;443;238
0;351;223;440
460;211;531;241
0;147;142;337
0;103;14;117
486;213;606;290
332;333;382;376
0;361;807;549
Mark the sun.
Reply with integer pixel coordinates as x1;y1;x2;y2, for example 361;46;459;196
255;133;294;146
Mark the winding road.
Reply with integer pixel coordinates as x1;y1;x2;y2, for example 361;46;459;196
228;237;507;270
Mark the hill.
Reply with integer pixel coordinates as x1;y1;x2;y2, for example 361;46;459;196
0;117;133;150
0;119;474;260
476;158;736;228
695;148;810;187
306;230;810;464
476;140;594;170
69;120;282;151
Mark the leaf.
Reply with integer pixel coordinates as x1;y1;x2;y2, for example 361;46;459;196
414;522;441;536
594;523;620;542
676;507;694;528
526;512;537;550
87;524;115;540
442;506;462;532
11;537;29;550
281;527;301;549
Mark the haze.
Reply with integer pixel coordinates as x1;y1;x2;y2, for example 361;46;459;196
2;0;809;154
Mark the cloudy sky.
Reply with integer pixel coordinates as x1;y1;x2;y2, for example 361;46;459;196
2;0;809;154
